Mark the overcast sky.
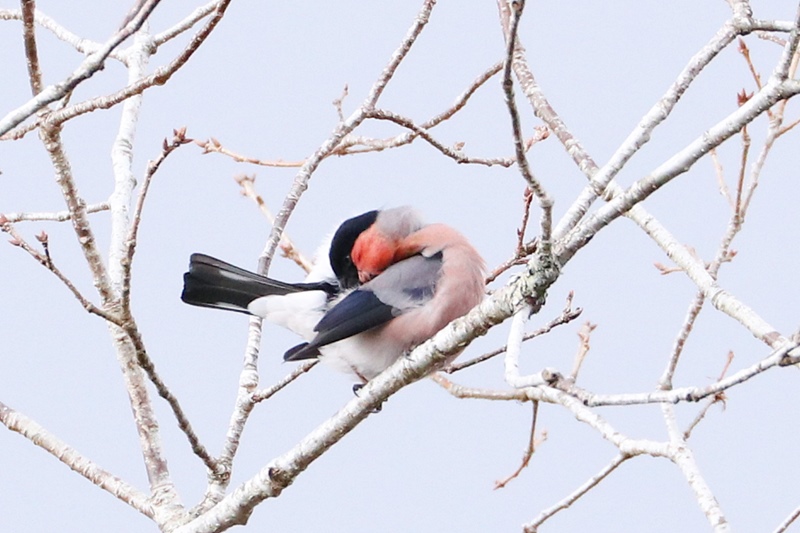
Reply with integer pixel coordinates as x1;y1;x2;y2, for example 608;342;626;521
2;1;799;532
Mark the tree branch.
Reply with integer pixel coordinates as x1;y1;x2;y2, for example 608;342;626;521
523;453;632;532
501;0;553;244
0;0;162;135
0;400;154;519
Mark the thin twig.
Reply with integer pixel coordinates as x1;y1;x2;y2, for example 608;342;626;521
710;148;734;208
774;504;800;533
0;218;121;324
335;61;506;156
662;404;729;529
431;373;529;401
570;321;597;381
0;8;109;58
501;0;553;243
446;292;581;373
366;108;515;167
153;0;221;45
659;289;706;389
1;202;109;222
561;340;800;407
261;0;438;272
332;84;349;122
251;360;319;403
121;127;193;315
122;322;223;478
3;0;232;140
20;0;43;96
683;351;734;440
516;186;534;252
0;400;154;518
196;137;305;167
0;0;162;136
234;175;312;273
41;127;114;303
484;239;537;284
523;453;632;532
494;401;544;489
738;38;764;91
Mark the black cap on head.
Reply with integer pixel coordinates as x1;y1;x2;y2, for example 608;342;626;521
329;210;379;290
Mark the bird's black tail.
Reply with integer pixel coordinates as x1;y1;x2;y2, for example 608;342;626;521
181;253;307;314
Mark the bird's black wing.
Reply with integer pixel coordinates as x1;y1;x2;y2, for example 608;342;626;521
283;253;442;361
283;290;396;361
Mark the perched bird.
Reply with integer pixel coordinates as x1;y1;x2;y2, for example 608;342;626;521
182;207;422;337
182;207;485;382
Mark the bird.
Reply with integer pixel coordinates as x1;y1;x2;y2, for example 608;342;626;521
182;207;423;337
181;207;485;382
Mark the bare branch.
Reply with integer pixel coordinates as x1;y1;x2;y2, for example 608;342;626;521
0;0;162;135
0;8;107;58
332;84;349;122
561;81;800;265
20;0;43;96
1;202;109;222
122;322;222;478
710;148;734;208
0;400;154;519
199;317;262;514
773;4;800;80
109;27;156;312
39;125;115;303
335;61;505;156
366;108;515;167
431;373;529;401
562;340;800;407
523;453;632;532
2;0;232;140
496;0;598;185
261;0;438;276
446;292;581;373
196;137;305;167
251;360;319;403
683;351;734;439
663;405;729;529
121;127;194;313
774;505;800;533
553;15;756;240
559;79;800;349
570;321;597;381
494;402;544;489
660;73;793;390
501;0;553;244
234;175;313;273
0;218;121;324
505;306;562;389
153;0;222;45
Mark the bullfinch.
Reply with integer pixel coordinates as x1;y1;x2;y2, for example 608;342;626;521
181;207;485;382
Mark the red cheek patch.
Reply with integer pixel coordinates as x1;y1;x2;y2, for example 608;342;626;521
352;230;396;279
